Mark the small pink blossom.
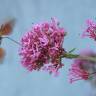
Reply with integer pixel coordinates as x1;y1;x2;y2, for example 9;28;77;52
69;61;90;83
19;18;66;75
82;19;96;40
42;63;64;76
69;49;96;83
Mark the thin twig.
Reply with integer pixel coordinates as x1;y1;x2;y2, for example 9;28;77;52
3;36;22;46
62;53;96;62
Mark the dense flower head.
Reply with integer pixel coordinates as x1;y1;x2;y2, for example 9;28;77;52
19;18;66;75
69;49;96;83
82;19;96;41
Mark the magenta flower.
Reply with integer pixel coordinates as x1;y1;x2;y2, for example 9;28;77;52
69;49;96;83
19;18;66;75
82;19;96;40
69;61;89;83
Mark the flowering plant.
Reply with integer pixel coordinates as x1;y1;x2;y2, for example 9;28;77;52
19;18;96;82
19;18;66;76
1;18;96;84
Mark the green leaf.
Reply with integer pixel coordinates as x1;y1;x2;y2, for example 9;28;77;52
69;48;76;53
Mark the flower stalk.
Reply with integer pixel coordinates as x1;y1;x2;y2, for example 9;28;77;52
3;36;22;46
62;53;96;62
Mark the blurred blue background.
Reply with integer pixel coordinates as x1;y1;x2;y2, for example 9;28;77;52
0;0;96;96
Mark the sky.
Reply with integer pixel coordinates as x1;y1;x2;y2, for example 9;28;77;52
0;0;96;96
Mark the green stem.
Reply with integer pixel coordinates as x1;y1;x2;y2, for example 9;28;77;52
62;53;96;62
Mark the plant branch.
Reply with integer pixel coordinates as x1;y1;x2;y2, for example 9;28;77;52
62;53;96;62
3;36;22;46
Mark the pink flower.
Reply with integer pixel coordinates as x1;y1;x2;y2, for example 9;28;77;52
69;61;90;83
69;49;96;83
42;63;64;76
19;18;66;75
82;19;96;40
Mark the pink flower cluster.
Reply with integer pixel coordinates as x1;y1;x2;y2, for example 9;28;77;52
82;19;96;40
19;18;66;75
69;50;96;83
69;60;89;83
